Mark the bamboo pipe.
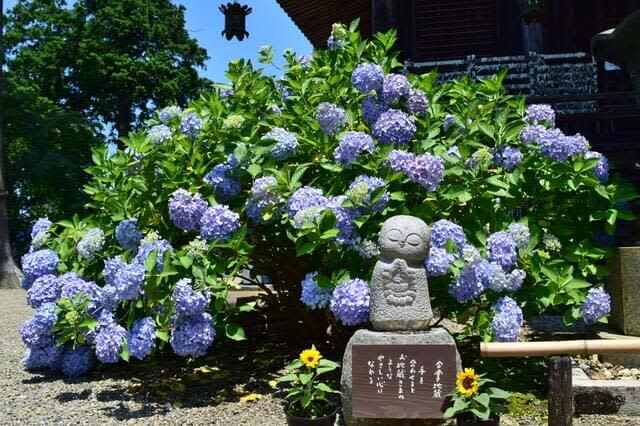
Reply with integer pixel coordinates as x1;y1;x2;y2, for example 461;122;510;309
480;339;640;357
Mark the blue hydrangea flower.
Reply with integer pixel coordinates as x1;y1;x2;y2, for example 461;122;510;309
449;264;484;303
204;159;241;199
381;74;410;104
173;278;211;317
170;312;216;357
316;102;345;135
77;228;105;260
406;89;429;115
199;205;241;242
373;109;416;145
300;272;332;310
220;88;235;98
115;219;143;250
21;249;59;289
333;131;376;167
404;153;445;192
246;176;280;223
581;287;611;324
103;256;145;301
330;279;370;326
168;189;208;231
31;217;53;241
297;54;312;68
287;186;328;218
480;262;526;292
347;175;389;213
507;223;530;249
20;302;57;349
431;220;467;251
443;114;457;132
27;275;61;308
127;317;156;360
94;323;126;364
462;245;481;263
148;124;172;144
353;239;380;259
491;296;523;342
180;112;203;138
387;150;414;173
59;273;103;312
361;95;387;125
24;344;64;371
425;247;455;277
488;231;518;270
494;146;522;170
293;206;325;229
327;36;345;49
326;196;359;246
352;63;384;93
525;104;555;126
536;129;589;163
262;127;298;161
61;345;94;377
159;106;182;124
519;124;546;146
585;151;609;182
134;238;172;272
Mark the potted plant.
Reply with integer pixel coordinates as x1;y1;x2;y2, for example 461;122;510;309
276;346;341;425
443;368;510;426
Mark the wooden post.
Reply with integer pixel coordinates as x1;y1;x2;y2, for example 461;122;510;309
548;356;572;426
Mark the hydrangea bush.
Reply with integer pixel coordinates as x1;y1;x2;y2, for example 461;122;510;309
19;23;636;376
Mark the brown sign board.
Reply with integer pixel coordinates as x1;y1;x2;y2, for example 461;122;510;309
352;344;457;419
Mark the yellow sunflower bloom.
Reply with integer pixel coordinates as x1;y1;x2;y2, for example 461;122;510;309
456;368;479;397
299;348;322;368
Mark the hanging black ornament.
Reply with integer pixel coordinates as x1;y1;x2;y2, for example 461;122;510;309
220;2;252;41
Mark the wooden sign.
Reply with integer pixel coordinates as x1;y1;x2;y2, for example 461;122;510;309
351;344;457;419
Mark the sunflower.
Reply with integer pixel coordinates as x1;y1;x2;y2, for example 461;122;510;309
299;347;322;368
456;368;479;397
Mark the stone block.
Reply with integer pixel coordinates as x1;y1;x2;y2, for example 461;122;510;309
608;247;640;336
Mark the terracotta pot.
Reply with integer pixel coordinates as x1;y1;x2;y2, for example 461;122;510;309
456;412;500;426
285;410;337;426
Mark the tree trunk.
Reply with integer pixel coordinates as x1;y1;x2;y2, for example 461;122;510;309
116;101;132;137
0;0;22;289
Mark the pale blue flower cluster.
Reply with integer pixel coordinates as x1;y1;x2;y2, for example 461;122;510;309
386;150;445;192
519;124;546;146
115;219;143;250
327;36;345;49
180;112;203;138
372;109;416;145
352;63;384;93
220;88;235;98
263;127;298;160
300;272;332;310
169;189;208;231
20;302;57;349
491;296;523;342
525;104;555;126
199;205;241;242
24;344;63;372
59;273;103;313
507;223;530;249
585;151;610;182
135;238;173;272
103;256;145;301
449;263;485;302
347;175;389;213
148;124;172;144
381;74;410;104
159;106;182;124
443;114;458;132
333;131;376;167
77;228;105;260
21;249;59;289
316;102;345;135
204;155;241;199
326;196;359;245
95;323;126;364
493;146;522;170
30;217;53;247
581;287;611;324
127;317;156;360
330;279;370;326
406;89;429;115
170;312;216;357
61;345;94;377
287;186;328;218
431;220;467;250
425;248;456;277
361;95;386;124
387;150;414;173
247;176;280;223
27;275;61;308
487;231;518;270
172;278;211;317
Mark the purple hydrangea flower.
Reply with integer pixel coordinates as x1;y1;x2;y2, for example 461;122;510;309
59;273;103;312
220;88;235;98
327;36;345;49
263;127;298;161
488;231;518;270
330;279;370;326
287;187;328;218
361;95;387;125
373;109;416;145
27;275;61;308
537;129;589;163
21;249;59;289
462;245;481;263
431;220;467;251
425;247;455;277
520;124;546;146
20;303;57;349
581;288;611;324
491;296;523;342
507;223;530;249
246;176;280;223
300;272;332;310
352;63;384;93
180;112;203;138
170;312;216;357
77;228;105;260
103;256;146;301
135;238;172;272
347;175;389;213
525;104;555;126
172;278;211;317
204;162;241;200
297;54;312;68
24;344;64;371
31;217;53;241
443;114;457;132
333;131;376;167
480;262;525;292
387;150;414;173
168;189;208;231
148;124;172;144
449;263;484;303
94;323;126;364
159;106;182;124
61;345;94;377
406;89;429;115
494;146;523;170
199;205;241;242
585;151;609;182
116;219;143;250
326;196;359;246
381;74;410;104
126;317;156;360
316;102;345;136
404;153;445;191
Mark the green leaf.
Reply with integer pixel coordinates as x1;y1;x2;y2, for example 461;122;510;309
247;164;262;177
476;392;490;407
299;372;313;385
179;256;193;269
315;383;340;394
487;387;510;399
225;323;246;341
276;373;298;383
155;330;170;342
144;249;158;273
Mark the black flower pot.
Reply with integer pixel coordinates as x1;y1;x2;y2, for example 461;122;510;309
456;412;500;426
285;410;337;426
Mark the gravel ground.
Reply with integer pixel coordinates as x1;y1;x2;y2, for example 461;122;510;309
3;289;640;425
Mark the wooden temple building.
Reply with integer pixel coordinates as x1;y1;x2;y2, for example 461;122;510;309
277;0;640;186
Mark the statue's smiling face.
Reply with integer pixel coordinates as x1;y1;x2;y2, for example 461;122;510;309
379;216;430;262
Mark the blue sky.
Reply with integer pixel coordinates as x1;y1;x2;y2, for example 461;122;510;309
2;0;313;82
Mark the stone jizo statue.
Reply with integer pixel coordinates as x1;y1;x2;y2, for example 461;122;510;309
370;215;433;331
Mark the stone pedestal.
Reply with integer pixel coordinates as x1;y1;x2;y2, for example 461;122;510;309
341;328;462;425
608;247;640;336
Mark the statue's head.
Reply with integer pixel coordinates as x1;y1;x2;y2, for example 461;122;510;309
378;215;430;263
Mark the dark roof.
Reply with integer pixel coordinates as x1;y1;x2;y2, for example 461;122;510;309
276;0;372;48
